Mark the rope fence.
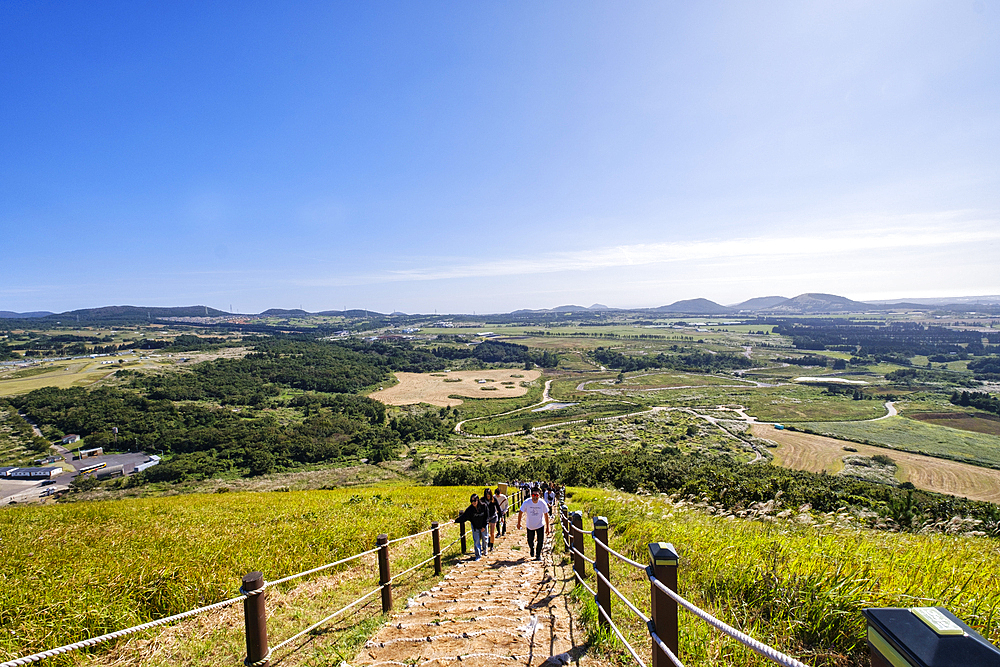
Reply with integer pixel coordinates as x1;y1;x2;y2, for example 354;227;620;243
0;494;501;667
557;500;811;667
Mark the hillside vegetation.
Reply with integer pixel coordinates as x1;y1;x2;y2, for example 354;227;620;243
564;488;1000;667
0;485;476;663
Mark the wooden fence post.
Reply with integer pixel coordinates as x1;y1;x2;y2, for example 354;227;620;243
377;534;392;613
432;521;442;576
571;511;586;577
593;516;610;629
242;571;269;667
648;542;679;667
459;519;467;554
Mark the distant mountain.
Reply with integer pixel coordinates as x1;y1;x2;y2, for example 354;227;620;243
314;309;385;317
43;305;230;323
652;298;734;314
260;309;310;317
729;296;788;310
770;293;873;313
0;311;53;318
510;304;616;314
865;295;1000;307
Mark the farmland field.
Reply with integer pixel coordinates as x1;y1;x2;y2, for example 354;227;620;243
368;368;541;407
750;423;1000;502
793;415;1000;469
909;411;1000;437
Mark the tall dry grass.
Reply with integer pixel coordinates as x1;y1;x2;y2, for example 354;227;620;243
563;488;1000;667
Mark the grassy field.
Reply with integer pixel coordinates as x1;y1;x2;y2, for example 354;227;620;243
459;399;643;435
794;415;1000;469
0;486;480;664
750;424;1000;503
564;488;1000;667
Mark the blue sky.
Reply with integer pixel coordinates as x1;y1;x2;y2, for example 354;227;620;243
2;1;998;314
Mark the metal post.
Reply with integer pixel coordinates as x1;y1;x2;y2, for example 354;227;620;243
593;516;611;628
432;521;442;576
571;510;586;577
377;533;392;613
460;519;467;554
242;571;269;667
648;542;679;666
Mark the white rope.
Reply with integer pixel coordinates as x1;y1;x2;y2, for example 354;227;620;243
390;553;437;583
594;597;650;667
592;568;650;624
0;594;247;667
649;576;809;667
386;525;439;545
570;546;595;565
591;534;646;570
574;570;596;597
264;545;382;590
1;522;456;666
650;629;685;667
270;584;383;655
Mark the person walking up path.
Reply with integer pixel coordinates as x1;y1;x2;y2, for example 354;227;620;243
495;486;509;536
351;519;610;667
455;493;490;560
517;487;550;561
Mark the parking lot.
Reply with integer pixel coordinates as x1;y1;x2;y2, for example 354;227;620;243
2;451;156;505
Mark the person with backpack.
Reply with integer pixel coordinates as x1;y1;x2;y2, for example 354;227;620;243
455;493;489;560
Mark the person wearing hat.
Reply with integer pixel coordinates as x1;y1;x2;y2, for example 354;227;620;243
455;493;490;560
516;486;550;561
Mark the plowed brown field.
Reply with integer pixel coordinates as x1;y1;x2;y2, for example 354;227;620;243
370;369;542;407
750;424;1000;503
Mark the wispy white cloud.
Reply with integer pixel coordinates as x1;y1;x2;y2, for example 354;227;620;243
297;214;1000;287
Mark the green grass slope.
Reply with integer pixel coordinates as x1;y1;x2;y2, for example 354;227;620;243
0;486;478;663
564;488;1000;667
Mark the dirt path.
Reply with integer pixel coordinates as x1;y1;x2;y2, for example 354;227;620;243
350;527;608;667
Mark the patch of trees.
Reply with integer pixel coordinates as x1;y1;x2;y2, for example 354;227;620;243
127;339;447;403
590;347;754;373
773;322;986;357
968;357;1000;381
11;385;451;480
885;368;978;387
433;450;1000;533
430;340;559;368
9;338;465;480
950;391;1000;417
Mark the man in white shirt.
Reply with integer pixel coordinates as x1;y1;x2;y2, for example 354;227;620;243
516;487;550;561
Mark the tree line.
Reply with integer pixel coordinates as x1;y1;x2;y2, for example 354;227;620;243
432;449;1000;534
589;347;754;373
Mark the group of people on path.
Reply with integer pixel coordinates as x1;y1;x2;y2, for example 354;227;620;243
455;481;561;561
